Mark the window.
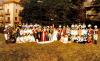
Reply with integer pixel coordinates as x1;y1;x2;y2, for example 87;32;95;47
7;9;9;13
15;17;17;21
7;17;10;22
16;9;17;13
19;10;22;13
16;4;17;6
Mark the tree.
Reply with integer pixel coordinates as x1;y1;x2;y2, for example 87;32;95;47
19;0;84;25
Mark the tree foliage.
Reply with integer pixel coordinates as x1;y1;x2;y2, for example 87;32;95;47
19;0;84;25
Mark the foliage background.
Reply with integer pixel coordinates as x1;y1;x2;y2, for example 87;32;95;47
19;0;85;26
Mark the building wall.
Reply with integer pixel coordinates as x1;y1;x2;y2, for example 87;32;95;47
0;1;23;26
4;3;13;25
5;0;20;2
83;0;100;21
0;5;4;24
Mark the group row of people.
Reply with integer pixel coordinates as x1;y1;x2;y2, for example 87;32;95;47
4;23;98;44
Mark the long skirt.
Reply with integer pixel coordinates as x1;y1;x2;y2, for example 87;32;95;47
87;35;93;43
93;34;98;44
93;34;98;41
63;37;68;43
4;34;9;40
52;34;57;41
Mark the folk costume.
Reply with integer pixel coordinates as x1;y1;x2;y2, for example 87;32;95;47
63;35;69;43
52;28;58;41
93;25;98;44
4;27;9;41
87;24;94;43
82;24;88;42
41;29;47;41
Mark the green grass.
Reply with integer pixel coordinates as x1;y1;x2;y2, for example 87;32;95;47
0;30;100;61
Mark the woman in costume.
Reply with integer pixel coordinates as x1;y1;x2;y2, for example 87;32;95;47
87;24;94;43
52;28;58;41
41;27;47;41
93;25;98;44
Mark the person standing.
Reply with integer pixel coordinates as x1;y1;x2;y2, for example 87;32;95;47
52;28;58;41
93;25;98;44
82;24;88;43
41;27;47;41
77;25;83;43
4;25;10;43
87;24;94;44
70;24;75;42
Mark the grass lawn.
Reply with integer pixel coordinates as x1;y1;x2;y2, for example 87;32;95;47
0;30;100;61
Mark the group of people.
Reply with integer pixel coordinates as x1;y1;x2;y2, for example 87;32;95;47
4;23;98;44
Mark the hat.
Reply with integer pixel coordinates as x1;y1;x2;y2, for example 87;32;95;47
82;24;86;28
71;24;74;28
59;25;61;28
88;24;92;27
5;25;8;28
94;25;97;28
75;24;77;28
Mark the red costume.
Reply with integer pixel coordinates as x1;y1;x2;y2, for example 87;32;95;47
88;28;94;35
87;28;94;43
61;29;66;36
41;31;47;41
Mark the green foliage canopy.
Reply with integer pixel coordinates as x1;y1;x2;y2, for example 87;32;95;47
20;0;84;25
